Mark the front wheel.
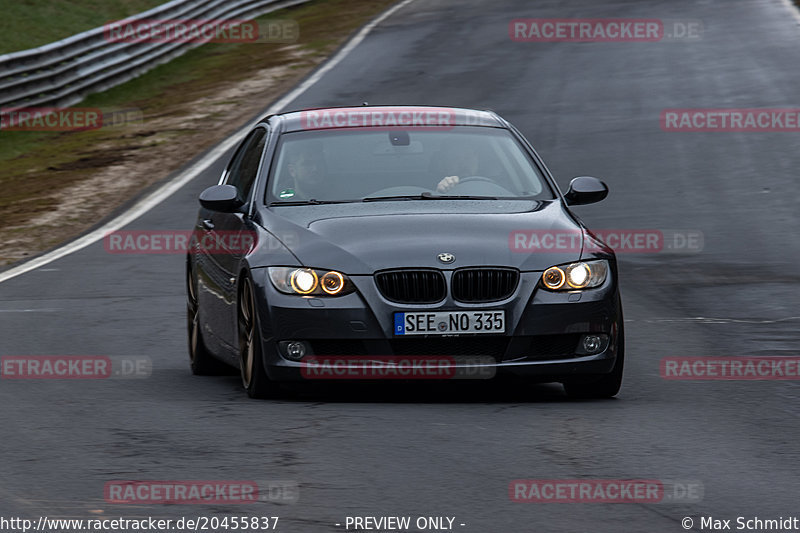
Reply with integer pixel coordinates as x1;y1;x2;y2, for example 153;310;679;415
238;276;275;399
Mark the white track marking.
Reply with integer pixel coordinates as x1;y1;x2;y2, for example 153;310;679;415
0;134;244;285
0;309;60;312
0;0;416;285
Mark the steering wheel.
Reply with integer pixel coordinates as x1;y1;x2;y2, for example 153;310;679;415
455;175;494;185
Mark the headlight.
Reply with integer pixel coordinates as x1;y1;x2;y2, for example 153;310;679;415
540;260;608;291
321;271;345;295
290;269;318;294
269;267;355;296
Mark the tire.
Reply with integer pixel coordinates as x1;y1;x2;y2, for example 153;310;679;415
187;264;231;375
238;275;275;399
563;304;625;399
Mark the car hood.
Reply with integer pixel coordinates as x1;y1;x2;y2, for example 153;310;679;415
259;200;586;274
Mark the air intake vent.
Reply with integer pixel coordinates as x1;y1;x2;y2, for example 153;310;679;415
451;268;519;302
375;269;446;304
390;337;507;359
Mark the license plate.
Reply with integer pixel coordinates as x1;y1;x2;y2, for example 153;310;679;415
394;310;505;336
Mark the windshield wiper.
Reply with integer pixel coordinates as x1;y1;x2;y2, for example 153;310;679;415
362;193;498;202
424;194;499;200
362;194;430;202
269;199;357;206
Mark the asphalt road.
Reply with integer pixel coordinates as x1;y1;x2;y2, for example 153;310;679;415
3;0;800;532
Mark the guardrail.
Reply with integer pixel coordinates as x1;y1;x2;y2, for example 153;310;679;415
0;0;308;110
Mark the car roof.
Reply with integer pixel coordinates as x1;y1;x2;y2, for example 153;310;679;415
267;105;507;133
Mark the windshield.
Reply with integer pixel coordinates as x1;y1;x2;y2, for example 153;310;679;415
266;126;554;204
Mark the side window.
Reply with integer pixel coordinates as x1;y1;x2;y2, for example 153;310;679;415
225;128;268;202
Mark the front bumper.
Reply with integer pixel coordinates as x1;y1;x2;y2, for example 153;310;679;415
250;268;621;382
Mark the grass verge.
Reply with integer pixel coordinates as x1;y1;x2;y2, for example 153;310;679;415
0;0;165;54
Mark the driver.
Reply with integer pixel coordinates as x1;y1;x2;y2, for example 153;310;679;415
281;141;326;200
435;142;480;193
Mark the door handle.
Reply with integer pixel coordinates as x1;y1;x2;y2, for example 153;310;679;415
201;219;214;230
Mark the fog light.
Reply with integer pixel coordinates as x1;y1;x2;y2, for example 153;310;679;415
287;342;305;359
576;334;603;356
583;335;602;353
279;340;309;361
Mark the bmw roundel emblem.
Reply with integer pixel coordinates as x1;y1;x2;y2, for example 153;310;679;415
437;252;455;264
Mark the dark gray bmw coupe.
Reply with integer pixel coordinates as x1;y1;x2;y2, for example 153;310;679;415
187;106;623;399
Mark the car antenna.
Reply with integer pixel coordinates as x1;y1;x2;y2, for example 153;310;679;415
362;102;369;106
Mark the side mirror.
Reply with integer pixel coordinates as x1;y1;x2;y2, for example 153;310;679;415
564;176;608;206
199;184;243;212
